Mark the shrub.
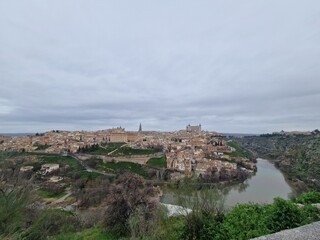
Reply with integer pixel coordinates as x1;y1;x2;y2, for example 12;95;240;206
23;209;80;240
103;173;159;238
181;209;224;240
300;204;320;225
40;182;65;197
266;198;303;232
221;203;270;240
0;185;31;237
292;191;320;204
74;177;110;209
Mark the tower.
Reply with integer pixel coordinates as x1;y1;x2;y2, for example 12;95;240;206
139;123;142;132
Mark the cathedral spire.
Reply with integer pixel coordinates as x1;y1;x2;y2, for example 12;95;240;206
139;123;142;132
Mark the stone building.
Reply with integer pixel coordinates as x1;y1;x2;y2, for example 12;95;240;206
186;124;201;132
109;127;140;143
109;127;127;142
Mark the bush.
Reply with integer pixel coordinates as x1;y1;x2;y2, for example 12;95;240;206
152;208;185;240
181;210;224;240
74;177;110;209
0;185;31;237
221;203;270;240
24;209;80;240
300;204;320;225
40;182;65;197
292;191;320;204
103;173;159;238
86;158;98;168
266;198;303;232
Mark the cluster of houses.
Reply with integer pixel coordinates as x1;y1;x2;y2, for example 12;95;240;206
1;124;256;181
0;127;141;154
130;125;256;179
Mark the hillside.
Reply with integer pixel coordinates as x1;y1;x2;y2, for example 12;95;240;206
234;133;320;191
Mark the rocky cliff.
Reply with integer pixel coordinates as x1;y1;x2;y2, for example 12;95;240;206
234;133;320;191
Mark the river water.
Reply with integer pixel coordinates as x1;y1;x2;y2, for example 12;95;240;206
161;158;295;208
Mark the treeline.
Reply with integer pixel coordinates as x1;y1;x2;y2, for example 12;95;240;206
78;143;100;153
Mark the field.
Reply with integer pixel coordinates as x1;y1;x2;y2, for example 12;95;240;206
111;147;160;156
147;156;167;168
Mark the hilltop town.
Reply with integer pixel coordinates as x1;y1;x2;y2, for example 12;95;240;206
0;124;256;182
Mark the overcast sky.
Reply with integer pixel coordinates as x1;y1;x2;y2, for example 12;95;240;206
0;0;320;133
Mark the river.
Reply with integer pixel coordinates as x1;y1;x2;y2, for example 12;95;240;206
161;158;296;209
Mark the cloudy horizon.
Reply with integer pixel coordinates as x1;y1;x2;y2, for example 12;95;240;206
1;0;320;134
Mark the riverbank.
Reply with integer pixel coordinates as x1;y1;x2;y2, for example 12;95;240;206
160;159;296;208
234;134;320;191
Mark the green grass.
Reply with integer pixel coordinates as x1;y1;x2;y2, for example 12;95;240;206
80;142;125;155
100;142;125;149
51;227;117;240
147;156;167;168
4;152;104;180
98;161;150;179
20;154;101;179
78;143;160;156
31;155;84;172
226;141;252;158
111;147;160;156
93;148;116;155
37;188;66;199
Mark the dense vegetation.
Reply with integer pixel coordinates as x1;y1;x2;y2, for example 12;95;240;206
234;133;320;190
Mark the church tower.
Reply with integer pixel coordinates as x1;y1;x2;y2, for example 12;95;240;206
139;123;142;132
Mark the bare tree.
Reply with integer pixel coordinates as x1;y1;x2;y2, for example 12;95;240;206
104;173;159;238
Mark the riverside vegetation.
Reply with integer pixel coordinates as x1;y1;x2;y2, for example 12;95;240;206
234;131;320;190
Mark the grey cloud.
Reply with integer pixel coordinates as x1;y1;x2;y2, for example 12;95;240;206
1;0;320;133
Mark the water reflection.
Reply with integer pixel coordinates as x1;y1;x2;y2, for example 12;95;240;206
161;159;295;209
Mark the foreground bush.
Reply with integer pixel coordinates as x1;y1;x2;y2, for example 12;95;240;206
220;197;320;240
181;209;224;240
23;209;80;240
104;173;159;238
221;204;270;240
0;185;30;238
266;198;303;232
52;227;117;240
292;191;320;204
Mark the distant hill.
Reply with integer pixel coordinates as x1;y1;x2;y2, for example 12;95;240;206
234;133;320;191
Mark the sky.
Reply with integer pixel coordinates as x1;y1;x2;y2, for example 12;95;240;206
0;0;320;133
